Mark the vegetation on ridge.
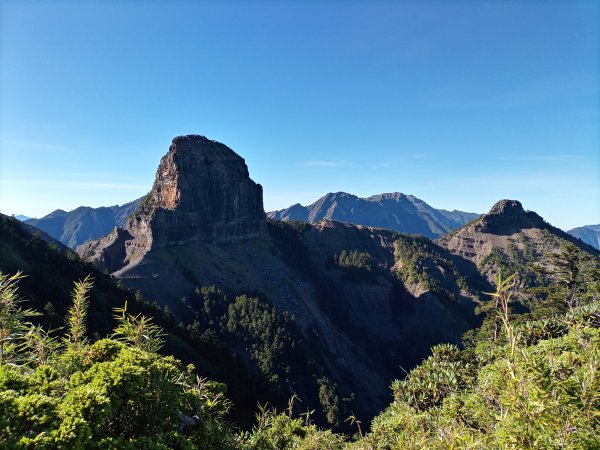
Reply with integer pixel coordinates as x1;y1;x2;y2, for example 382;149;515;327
2;239;599;448
394;234;474;298
333;250;375;282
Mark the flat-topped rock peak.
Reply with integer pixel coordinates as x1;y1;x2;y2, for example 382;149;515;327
148;135;254;211
128;135;267;247
488;199;524;215
78;135;267;268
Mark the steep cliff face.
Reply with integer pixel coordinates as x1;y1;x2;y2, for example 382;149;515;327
138;135;267;246
78;135;267;268
76;227;134;273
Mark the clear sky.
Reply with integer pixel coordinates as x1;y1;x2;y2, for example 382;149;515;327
1;1;598;230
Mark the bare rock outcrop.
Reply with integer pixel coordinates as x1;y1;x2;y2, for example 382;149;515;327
78;135;267;268
437;199;599;282
76;227;133;273
474;199;546;235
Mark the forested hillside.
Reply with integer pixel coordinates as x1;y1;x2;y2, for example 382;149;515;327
2;240;598;448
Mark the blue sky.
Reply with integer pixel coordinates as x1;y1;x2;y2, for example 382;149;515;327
0;1;598;230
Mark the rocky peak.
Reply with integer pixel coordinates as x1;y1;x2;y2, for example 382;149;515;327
319;192;359;203
129;135;267;247
475;199;545;234
488;199;525;216
147;135;254;211
78;135;267;269
46;209;67;218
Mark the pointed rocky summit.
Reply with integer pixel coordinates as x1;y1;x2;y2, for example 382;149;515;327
436;198;598;282
474;199;547;234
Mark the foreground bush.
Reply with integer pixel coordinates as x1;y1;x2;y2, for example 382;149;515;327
0;272;237;449
350;275;600;449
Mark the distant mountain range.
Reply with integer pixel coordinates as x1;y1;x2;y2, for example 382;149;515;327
567;224;600;250
21;191;598;252
25;198;142;249
268;192;480;238
23;191;481;250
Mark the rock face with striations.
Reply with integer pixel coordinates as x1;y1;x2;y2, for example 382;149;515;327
133;135;266;246
78;135;267;271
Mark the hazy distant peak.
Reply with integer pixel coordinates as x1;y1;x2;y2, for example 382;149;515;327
567;224;600;250
318;191;359;201
267;191;479;238
47;209;68;217
366;192;407;202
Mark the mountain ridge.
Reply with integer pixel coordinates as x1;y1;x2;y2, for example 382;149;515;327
567;224;600;250
268;191;480;238
6;134;599;428
25;198;142;249
437;199;599;285
77;134;599;425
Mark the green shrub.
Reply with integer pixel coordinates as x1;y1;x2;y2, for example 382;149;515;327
0;273;238;449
